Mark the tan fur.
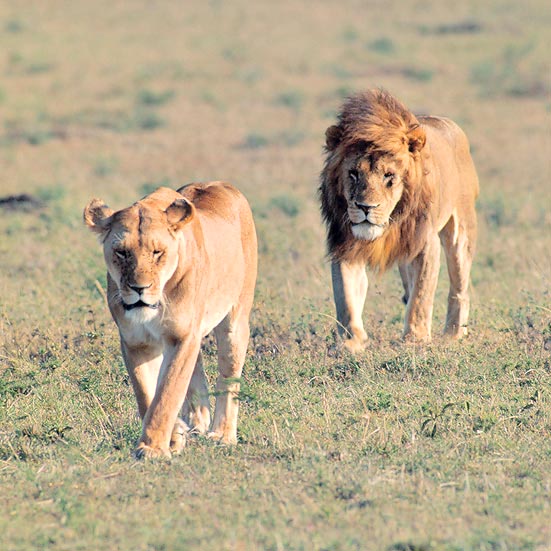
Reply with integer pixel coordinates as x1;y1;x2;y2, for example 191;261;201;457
320;89;479;351
84;183;257;458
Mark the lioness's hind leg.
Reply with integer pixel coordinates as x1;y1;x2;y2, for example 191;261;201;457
210;310;250;444
182;350;211;434
441;209;477;338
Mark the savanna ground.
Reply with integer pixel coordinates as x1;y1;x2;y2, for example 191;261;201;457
0;1;550;550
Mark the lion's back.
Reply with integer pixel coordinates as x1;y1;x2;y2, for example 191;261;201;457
420;116;479;200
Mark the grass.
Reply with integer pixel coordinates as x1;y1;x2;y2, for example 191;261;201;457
0;0;550;550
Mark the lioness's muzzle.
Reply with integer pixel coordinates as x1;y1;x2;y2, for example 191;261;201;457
122;300;160;311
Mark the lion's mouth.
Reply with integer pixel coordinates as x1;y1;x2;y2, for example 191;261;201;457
122;300;161;311
353;220;385;229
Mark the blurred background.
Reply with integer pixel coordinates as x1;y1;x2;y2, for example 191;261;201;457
0;1;550;549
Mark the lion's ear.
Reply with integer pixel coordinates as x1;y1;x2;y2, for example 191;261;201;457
407;124;426;154
83;199;114;236
325;125;343;151
166;198;194;232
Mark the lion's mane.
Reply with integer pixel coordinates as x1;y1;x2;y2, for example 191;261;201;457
319;89;433;271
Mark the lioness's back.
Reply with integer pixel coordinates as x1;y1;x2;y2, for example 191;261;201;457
178;182;250;221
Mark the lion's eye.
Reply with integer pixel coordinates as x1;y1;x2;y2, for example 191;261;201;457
153;250;164;260
384;172;395;179
349;169;359;183
384;172;395;188
115;249;128;260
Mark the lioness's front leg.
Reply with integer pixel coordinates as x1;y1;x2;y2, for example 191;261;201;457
120;341;162;419
403;233;440;341
331;260;368;353
135;336;202;459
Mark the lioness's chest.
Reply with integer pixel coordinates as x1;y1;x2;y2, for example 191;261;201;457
120;309;164;346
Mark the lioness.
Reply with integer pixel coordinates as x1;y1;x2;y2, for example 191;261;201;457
319;89;479;352
84;183;257;458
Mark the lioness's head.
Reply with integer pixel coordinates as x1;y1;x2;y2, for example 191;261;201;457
325;114;426;242
84;187;194;319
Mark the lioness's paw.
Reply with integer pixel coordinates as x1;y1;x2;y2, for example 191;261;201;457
169;431;186;455
342;336;367;354
134;443;171;460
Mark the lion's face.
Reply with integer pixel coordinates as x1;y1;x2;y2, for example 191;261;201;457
342;151;406;241
84;189;194;321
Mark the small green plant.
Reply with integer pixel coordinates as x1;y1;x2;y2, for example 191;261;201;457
241;133;270;149
403;67;434;82
274;90;304;112
268;195;301;217
340;26;359;43
93;157;118;178
136;89;175;106
36;184;66;203
133;108;164;130
140;178;171;196
367;37;395;55
4;19;24;33
471;42;547;98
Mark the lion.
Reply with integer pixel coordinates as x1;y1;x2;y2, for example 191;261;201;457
84;183;257;458
319;89;479;352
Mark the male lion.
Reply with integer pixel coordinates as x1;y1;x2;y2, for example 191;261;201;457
320;89;479;352
84;183;257;458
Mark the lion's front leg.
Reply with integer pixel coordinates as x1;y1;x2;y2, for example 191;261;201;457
331;260;368;353
403;233;441;341
136;336;202;459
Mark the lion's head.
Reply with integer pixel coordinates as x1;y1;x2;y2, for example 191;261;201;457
84;187;194;320
320;89;432;271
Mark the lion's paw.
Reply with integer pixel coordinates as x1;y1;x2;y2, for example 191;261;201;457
134;442;171;460
206;431;237;446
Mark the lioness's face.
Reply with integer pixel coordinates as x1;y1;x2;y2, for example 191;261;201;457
84;190;193;320
103;211;181;315
343;152;405;241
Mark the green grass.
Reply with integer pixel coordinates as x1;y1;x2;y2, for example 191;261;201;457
0;0;550;550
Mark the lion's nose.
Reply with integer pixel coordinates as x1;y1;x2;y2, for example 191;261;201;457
129;283;152;294
355;202;379;215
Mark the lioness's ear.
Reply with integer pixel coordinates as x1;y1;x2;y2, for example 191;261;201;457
165;198;194;232
325;124;343;151
407;124;426;154
83;199;114;235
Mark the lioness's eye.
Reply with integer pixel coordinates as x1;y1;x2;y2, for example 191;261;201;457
153;250;164;260
115;249;128;259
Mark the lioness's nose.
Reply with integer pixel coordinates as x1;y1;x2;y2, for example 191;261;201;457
129;283;152;294
355;202;379;214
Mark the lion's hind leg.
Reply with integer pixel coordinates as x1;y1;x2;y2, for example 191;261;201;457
440;208;477;339
209;309;250;444
181;350;211;436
